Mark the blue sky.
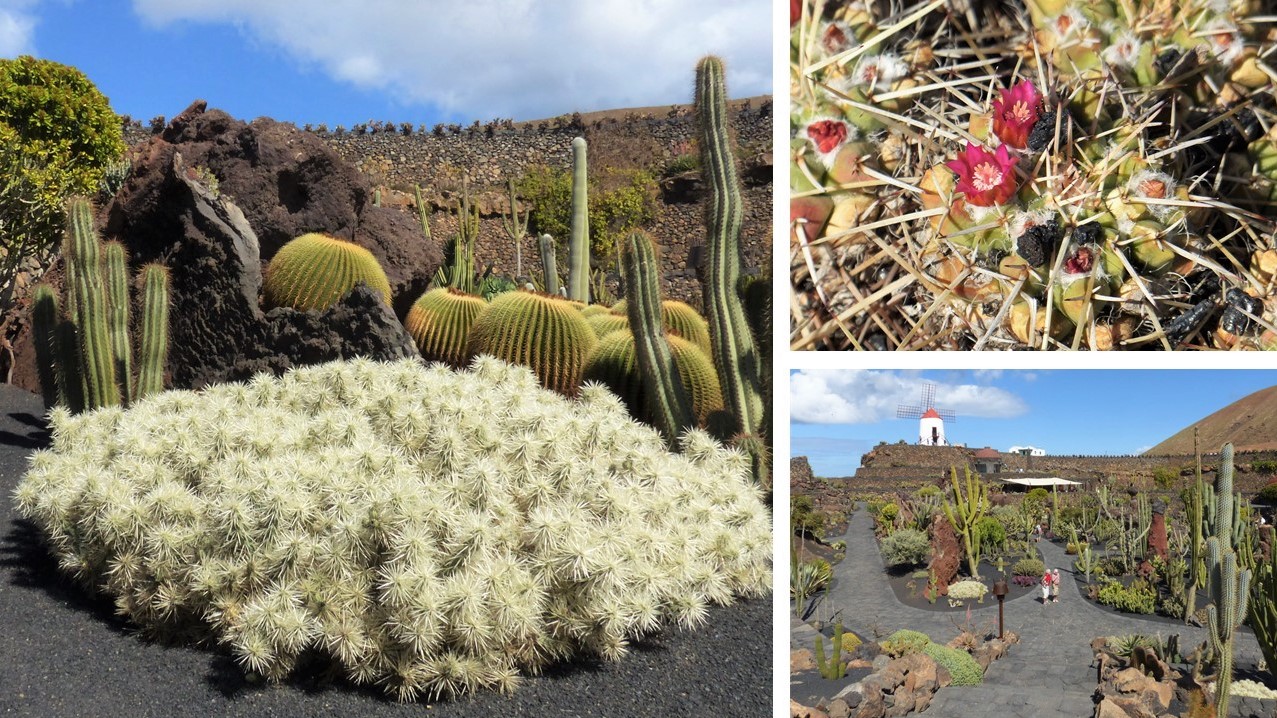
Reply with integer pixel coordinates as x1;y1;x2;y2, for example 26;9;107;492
0;1;770;127
791;370;1277;477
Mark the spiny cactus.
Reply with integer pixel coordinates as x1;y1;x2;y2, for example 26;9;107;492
31;197;170;412
434;179;480;294
501;178;529;278
263;233;391;311
1250;523;1277;685
1204;444;1251;717
404;287;488;368
538;233;560;295
567;137;590;303
696;55;768;485
465;290;598;396
585;312;630;339
815;623;846;680
608;299;712;356
943;466;989;579
12;356;772;701
581;330;723;432
414;184;432;240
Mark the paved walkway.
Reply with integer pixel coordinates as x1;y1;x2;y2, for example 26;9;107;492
792;506;1265;718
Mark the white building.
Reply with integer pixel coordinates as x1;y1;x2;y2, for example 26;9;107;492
1008;445;1046;456
919;409;946;446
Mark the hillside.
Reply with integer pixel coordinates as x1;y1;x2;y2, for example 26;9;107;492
1145;384;1277;455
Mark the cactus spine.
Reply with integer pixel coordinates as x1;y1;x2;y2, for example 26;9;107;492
414;184;432;240
501;178;528;278
695;56;765;456
943;466;989;579
465;290;598;396
32;197;170;411
405;287;487;368
264;233;392;311
1204;444;1250;717
538;234;560;296
621;231;694;447
567;137;590;303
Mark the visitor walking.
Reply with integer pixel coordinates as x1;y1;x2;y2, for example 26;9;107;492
1050;568;1061;604
1041;569;1051;604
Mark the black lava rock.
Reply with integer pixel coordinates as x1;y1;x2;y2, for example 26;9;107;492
1017;220;1062;267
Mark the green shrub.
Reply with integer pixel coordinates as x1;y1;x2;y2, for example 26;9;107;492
664;152;700;176
792;495;825;536
946;580;987;602
1026;487;1049;504
975;515;1006;548
841;631;863;654
882;629;930;657
915;485;942;499
1257;482;1277;504
880;528;930;567
1011;557;1044;577
1153;466;1179;490
1097;578;1156;614
517;165;656;266
14;357;772;701
923;642;984;685
1252;460;1277;475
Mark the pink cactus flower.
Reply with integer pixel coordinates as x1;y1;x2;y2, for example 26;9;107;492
992;80;1042;150
945;143;1018;207
806;119;848;154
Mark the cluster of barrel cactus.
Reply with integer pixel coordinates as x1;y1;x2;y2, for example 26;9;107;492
13;357;771;701
790;0;1277;349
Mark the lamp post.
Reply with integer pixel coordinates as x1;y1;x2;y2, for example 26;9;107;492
992;578;1009;639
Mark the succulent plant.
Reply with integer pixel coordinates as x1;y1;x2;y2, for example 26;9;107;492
404;287;488;367
582;330;724;432
263;232;391;311
567;137;590;303
465;290;598;396
12;357;771;701
31;197;170;412
608;299;712;356
585;312;630;339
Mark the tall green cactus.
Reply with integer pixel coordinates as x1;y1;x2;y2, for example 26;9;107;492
1186;431;1207;622
1250;525;1277;684
501;178;528;278
538;233;560;295
567;137;590;303
695;56;765;454
815;623;846;680
32;197;170;411
414;184;432;241
436;180;479;294
1204;444;1250;717
621;231;694;447
581;330;723;432
943;466;989;579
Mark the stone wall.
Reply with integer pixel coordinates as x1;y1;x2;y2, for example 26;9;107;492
122;99;774;308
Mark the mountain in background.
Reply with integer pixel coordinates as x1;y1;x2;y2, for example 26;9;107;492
1145;385;1277;455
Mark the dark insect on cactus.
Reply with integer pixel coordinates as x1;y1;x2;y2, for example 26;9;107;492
31;196;170;412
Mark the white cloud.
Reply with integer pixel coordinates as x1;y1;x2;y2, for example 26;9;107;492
0;1;38;57
790;370;1028;425
129;0;770;120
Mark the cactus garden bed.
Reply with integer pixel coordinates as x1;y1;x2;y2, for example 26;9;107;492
882;552;1043;612
790;0;1277;350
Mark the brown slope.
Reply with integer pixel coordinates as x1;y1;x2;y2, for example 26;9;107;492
1145;384;1277;455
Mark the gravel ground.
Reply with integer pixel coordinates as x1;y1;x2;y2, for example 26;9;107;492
0;384;771;717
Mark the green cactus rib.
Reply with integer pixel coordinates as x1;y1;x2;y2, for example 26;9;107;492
582;330;723;429
30;284;61;408
608;299;712;356
414;184;432;240
501;178;529;278
1203;444;1251;717
263;233;392;311
695;55;763;441
567;137;590;303
405;287;487;368
1250;525;1277;681
465;290;598;397
65;197;119;410
539;233;560;296
135;263;169;401
585;312;630;339
103;241;133;404
621;232;694;445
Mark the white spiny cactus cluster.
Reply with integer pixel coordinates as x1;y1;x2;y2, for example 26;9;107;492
14;356;772;701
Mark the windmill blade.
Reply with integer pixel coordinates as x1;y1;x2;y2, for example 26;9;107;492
896;404;925;419
938;409;956;421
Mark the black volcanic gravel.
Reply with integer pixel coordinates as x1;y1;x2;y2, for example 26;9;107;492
0;384;772;718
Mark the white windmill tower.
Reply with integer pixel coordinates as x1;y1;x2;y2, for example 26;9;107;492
896;383;956;446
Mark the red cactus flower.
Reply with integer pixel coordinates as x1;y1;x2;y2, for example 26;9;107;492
992;80;1042;150
791;0;801;26
1064;246;1094;274
806;119;848;155
945;143;1018;207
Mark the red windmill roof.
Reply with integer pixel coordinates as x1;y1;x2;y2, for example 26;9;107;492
921;408;941;419
974;447;1000;459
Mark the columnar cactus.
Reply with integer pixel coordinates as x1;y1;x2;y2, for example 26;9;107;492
404;287;488;367
608;299;712;356
263;233;392;311
581;330;723;431
31;197;170;412
1204;444;1251;717
501;178;529;278
465;290;598;396
621;231;694;446
414;183;432;240
815;623;846;680
567;137;590;303
943;466;989;579
538;233;560;295
1250;526;1277;684
696;55;767;483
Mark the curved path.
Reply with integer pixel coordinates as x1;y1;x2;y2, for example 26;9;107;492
792;506;1264;718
